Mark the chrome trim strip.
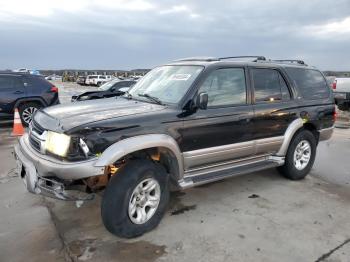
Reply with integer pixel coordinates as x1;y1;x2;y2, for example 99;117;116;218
183;141;254;170
179;155;284;189
319;126;334;141
276;118;304;156
184;155;269;178
183;136;284;170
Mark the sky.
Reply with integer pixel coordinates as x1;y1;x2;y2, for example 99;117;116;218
0;0;349;71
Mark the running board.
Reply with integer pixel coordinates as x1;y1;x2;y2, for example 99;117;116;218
178;155;284;189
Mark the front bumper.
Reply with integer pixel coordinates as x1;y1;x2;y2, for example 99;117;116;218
14;134;105;200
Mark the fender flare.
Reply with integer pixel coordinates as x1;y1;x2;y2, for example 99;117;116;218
94;134;184;179
276;118;304;156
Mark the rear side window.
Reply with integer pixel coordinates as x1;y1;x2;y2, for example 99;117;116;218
252;68;291;103
0;75;23;89
25;76;53;89
284;68;330;100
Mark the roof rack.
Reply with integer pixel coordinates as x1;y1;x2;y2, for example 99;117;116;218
219;56;266;62
174;57;219;62
271;59;307;66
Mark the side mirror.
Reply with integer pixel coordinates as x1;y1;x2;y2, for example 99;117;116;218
196;92;208;110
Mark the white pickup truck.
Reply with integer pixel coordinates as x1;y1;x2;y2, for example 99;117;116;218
85;75;113;86
333;78;350;111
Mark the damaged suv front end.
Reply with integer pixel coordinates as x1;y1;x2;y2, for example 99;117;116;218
14;110;107;200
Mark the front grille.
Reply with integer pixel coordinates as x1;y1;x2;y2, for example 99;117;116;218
32;121;44;135
28;121;46;153
29;135;41;151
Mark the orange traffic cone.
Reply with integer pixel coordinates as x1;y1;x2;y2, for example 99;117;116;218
12;108;25;136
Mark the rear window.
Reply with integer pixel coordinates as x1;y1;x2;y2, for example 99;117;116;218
284;68;330;100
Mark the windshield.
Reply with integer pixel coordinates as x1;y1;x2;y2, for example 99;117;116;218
128;65;203;104
98;79;120;90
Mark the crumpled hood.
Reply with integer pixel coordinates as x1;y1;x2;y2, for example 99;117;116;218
34;97;165;132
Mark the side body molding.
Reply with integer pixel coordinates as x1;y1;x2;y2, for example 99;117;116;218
276;118;304;156
94;134;184;178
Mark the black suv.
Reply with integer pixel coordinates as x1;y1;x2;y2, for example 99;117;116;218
14;56;334;238
0;72;59;126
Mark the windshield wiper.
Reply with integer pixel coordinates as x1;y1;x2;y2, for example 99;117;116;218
137;93;164;105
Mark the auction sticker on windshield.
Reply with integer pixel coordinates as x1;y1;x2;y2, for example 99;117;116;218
170;74;191;81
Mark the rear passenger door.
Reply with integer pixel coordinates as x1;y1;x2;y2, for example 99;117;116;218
0;75;25;117
250;67;299;155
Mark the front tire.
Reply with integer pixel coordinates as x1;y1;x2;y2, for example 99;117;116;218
277;130;317;180
101;159;170;238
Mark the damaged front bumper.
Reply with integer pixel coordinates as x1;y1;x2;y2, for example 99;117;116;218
14;134;105;200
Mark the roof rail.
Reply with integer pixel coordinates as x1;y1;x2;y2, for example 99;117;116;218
174;57;219;62
219;56;266;62
272;59;307;66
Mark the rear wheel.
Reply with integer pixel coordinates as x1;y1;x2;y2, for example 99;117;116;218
101;159;170;238
277;130;317;180
18;102;41;126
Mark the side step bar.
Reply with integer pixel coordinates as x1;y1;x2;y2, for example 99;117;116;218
178;155;284;189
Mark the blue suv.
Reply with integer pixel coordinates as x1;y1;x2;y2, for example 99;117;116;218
0;72;59;126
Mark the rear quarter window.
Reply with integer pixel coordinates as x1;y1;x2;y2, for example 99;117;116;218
284;68;330;100
25;76;53;89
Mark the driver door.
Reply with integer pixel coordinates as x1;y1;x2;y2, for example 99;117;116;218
180;67;254;170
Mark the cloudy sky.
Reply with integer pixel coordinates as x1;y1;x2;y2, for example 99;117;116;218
0;0;349;70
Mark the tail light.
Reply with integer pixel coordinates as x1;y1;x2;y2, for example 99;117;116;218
50;86;58;93
332;80;337;90
333;105;337;121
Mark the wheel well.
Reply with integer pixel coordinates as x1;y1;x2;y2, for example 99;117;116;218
302;123;319;142
112;147;180;188
16;99;44;109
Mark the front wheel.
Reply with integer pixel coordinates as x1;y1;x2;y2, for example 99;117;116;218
18;102;41;126
101;159;169;238
277;130;317;180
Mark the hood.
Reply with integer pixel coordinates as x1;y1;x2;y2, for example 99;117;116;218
35;97;165;132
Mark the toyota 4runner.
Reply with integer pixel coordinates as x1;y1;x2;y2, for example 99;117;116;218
14;56;335;238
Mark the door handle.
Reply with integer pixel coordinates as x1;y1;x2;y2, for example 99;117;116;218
13;90;24;94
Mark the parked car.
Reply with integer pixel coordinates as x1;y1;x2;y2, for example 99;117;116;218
332;77;350;111
14;56;334;238
13;68;30;73
45;74;62;81
71;79;136;102
76;76;87;85
85;75;113;86
0;72;59;126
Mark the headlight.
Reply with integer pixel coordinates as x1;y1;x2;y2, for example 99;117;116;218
45;131;71;157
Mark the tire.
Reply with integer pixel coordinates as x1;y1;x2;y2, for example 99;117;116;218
277;129;317;180
101;159;170;238
18;102;41;126
338;103;349;111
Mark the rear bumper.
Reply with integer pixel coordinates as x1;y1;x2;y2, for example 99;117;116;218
334;92;350;103
319;127;334;141
13;134;105;200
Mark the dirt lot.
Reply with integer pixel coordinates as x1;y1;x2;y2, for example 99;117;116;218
1;82;350;262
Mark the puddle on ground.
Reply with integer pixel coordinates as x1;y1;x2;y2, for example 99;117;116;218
67;239;166;262
168;191;196;216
